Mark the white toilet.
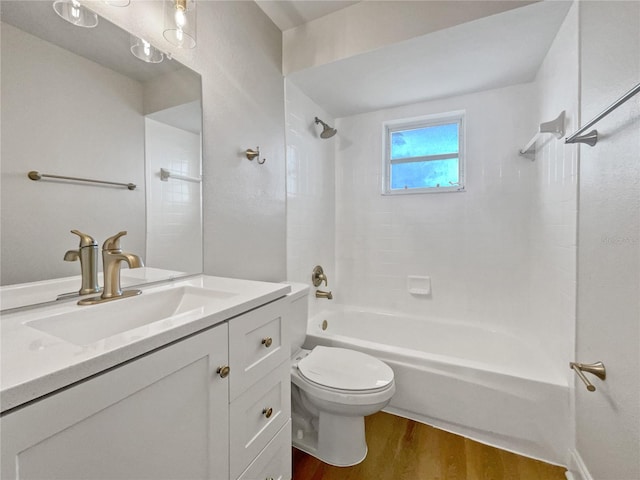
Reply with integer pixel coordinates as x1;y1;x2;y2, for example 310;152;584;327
287;283;396;467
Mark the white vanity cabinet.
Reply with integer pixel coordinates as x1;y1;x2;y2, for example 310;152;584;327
1;322;230;480
228;298;291;479
1;296;292;480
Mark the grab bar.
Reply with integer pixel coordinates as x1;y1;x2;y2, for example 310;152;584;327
565;82;640;146
570;361;606;392
28;171;136;190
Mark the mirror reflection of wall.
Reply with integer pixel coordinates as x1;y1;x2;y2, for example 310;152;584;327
0;1;203;295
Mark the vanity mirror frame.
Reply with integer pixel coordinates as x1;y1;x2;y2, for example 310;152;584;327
0;0;204;310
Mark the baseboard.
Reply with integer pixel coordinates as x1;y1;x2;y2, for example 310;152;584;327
566;448;593;480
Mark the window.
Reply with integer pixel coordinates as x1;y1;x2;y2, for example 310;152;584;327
383;111;465;194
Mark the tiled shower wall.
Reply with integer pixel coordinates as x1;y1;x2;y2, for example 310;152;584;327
333;82;537;335
285;81;335;315
529;3;578;374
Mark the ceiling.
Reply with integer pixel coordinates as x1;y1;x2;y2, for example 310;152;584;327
0;0;185;83
285;1;573;118
255;0;360;31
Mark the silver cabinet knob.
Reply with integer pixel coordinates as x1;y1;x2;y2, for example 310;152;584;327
262;337;273;348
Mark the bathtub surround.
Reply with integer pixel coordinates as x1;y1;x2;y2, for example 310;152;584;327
285;81;336;315
528;2;578;388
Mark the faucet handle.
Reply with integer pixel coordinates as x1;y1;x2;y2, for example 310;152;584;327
70;229;97;248
312;265;328;287
64;250;79;262
103;231;127;251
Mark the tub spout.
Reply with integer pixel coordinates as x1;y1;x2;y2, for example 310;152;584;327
315;290;333;300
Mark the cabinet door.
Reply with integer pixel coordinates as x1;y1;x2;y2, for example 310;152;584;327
1;324;229;480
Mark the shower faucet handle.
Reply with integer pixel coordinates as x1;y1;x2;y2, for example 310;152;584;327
312;265;328;287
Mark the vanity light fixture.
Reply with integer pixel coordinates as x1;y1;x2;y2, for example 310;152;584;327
163;0;197;49
53;0;98;28
130;35;164;63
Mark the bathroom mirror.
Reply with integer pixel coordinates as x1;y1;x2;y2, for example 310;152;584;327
0;1;203;308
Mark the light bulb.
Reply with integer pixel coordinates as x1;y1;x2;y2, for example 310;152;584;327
163;0;195;48
143;40;151;58
71;0;81;20
175;7;186;28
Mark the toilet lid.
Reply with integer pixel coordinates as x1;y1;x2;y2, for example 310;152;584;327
297;346;394;391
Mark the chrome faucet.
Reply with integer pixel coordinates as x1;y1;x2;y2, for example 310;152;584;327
64;230;101;295
78;231;143;305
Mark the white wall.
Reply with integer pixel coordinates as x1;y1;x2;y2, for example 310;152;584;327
285;81;336;315
333;83;538;336
573;2;640;479
0;23;146;285
529;2;579;389
87;0;287;283
145;118;202;274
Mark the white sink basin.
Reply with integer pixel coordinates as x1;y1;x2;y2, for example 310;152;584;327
25;286;236;346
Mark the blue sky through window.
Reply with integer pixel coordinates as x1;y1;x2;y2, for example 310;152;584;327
391;123;458;159
391;158;459;190
388;120;460;191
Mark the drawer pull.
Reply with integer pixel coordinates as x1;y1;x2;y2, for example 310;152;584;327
262;407;273;419
261;337;273;348
216;365;230;378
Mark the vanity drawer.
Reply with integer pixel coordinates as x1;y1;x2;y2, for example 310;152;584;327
230;360;290;480
229;298;289;400
237;420;291;480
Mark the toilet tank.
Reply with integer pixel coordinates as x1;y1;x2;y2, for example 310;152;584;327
285;282;310;355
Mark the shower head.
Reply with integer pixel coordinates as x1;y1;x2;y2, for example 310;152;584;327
315;117;337;139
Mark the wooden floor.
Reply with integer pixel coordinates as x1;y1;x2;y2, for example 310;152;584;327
292;412;566;480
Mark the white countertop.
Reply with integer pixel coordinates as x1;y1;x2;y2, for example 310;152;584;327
0;267;188;311
1;275;290;413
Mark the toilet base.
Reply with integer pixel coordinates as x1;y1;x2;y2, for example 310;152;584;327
292;410;368;467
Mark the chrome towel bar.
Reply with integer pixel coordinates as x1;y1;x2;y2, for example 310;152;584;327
565;81;640;146
28;171;136;190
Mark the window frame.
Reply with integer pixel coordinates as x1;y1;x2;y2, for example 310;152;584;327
382;110;466;195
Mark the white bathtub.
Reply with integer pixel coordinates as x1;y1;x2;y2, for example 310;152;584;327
304;306;569;465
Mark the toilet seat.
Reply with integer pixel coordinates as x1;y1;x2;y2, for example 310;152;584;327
297;346;394;392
